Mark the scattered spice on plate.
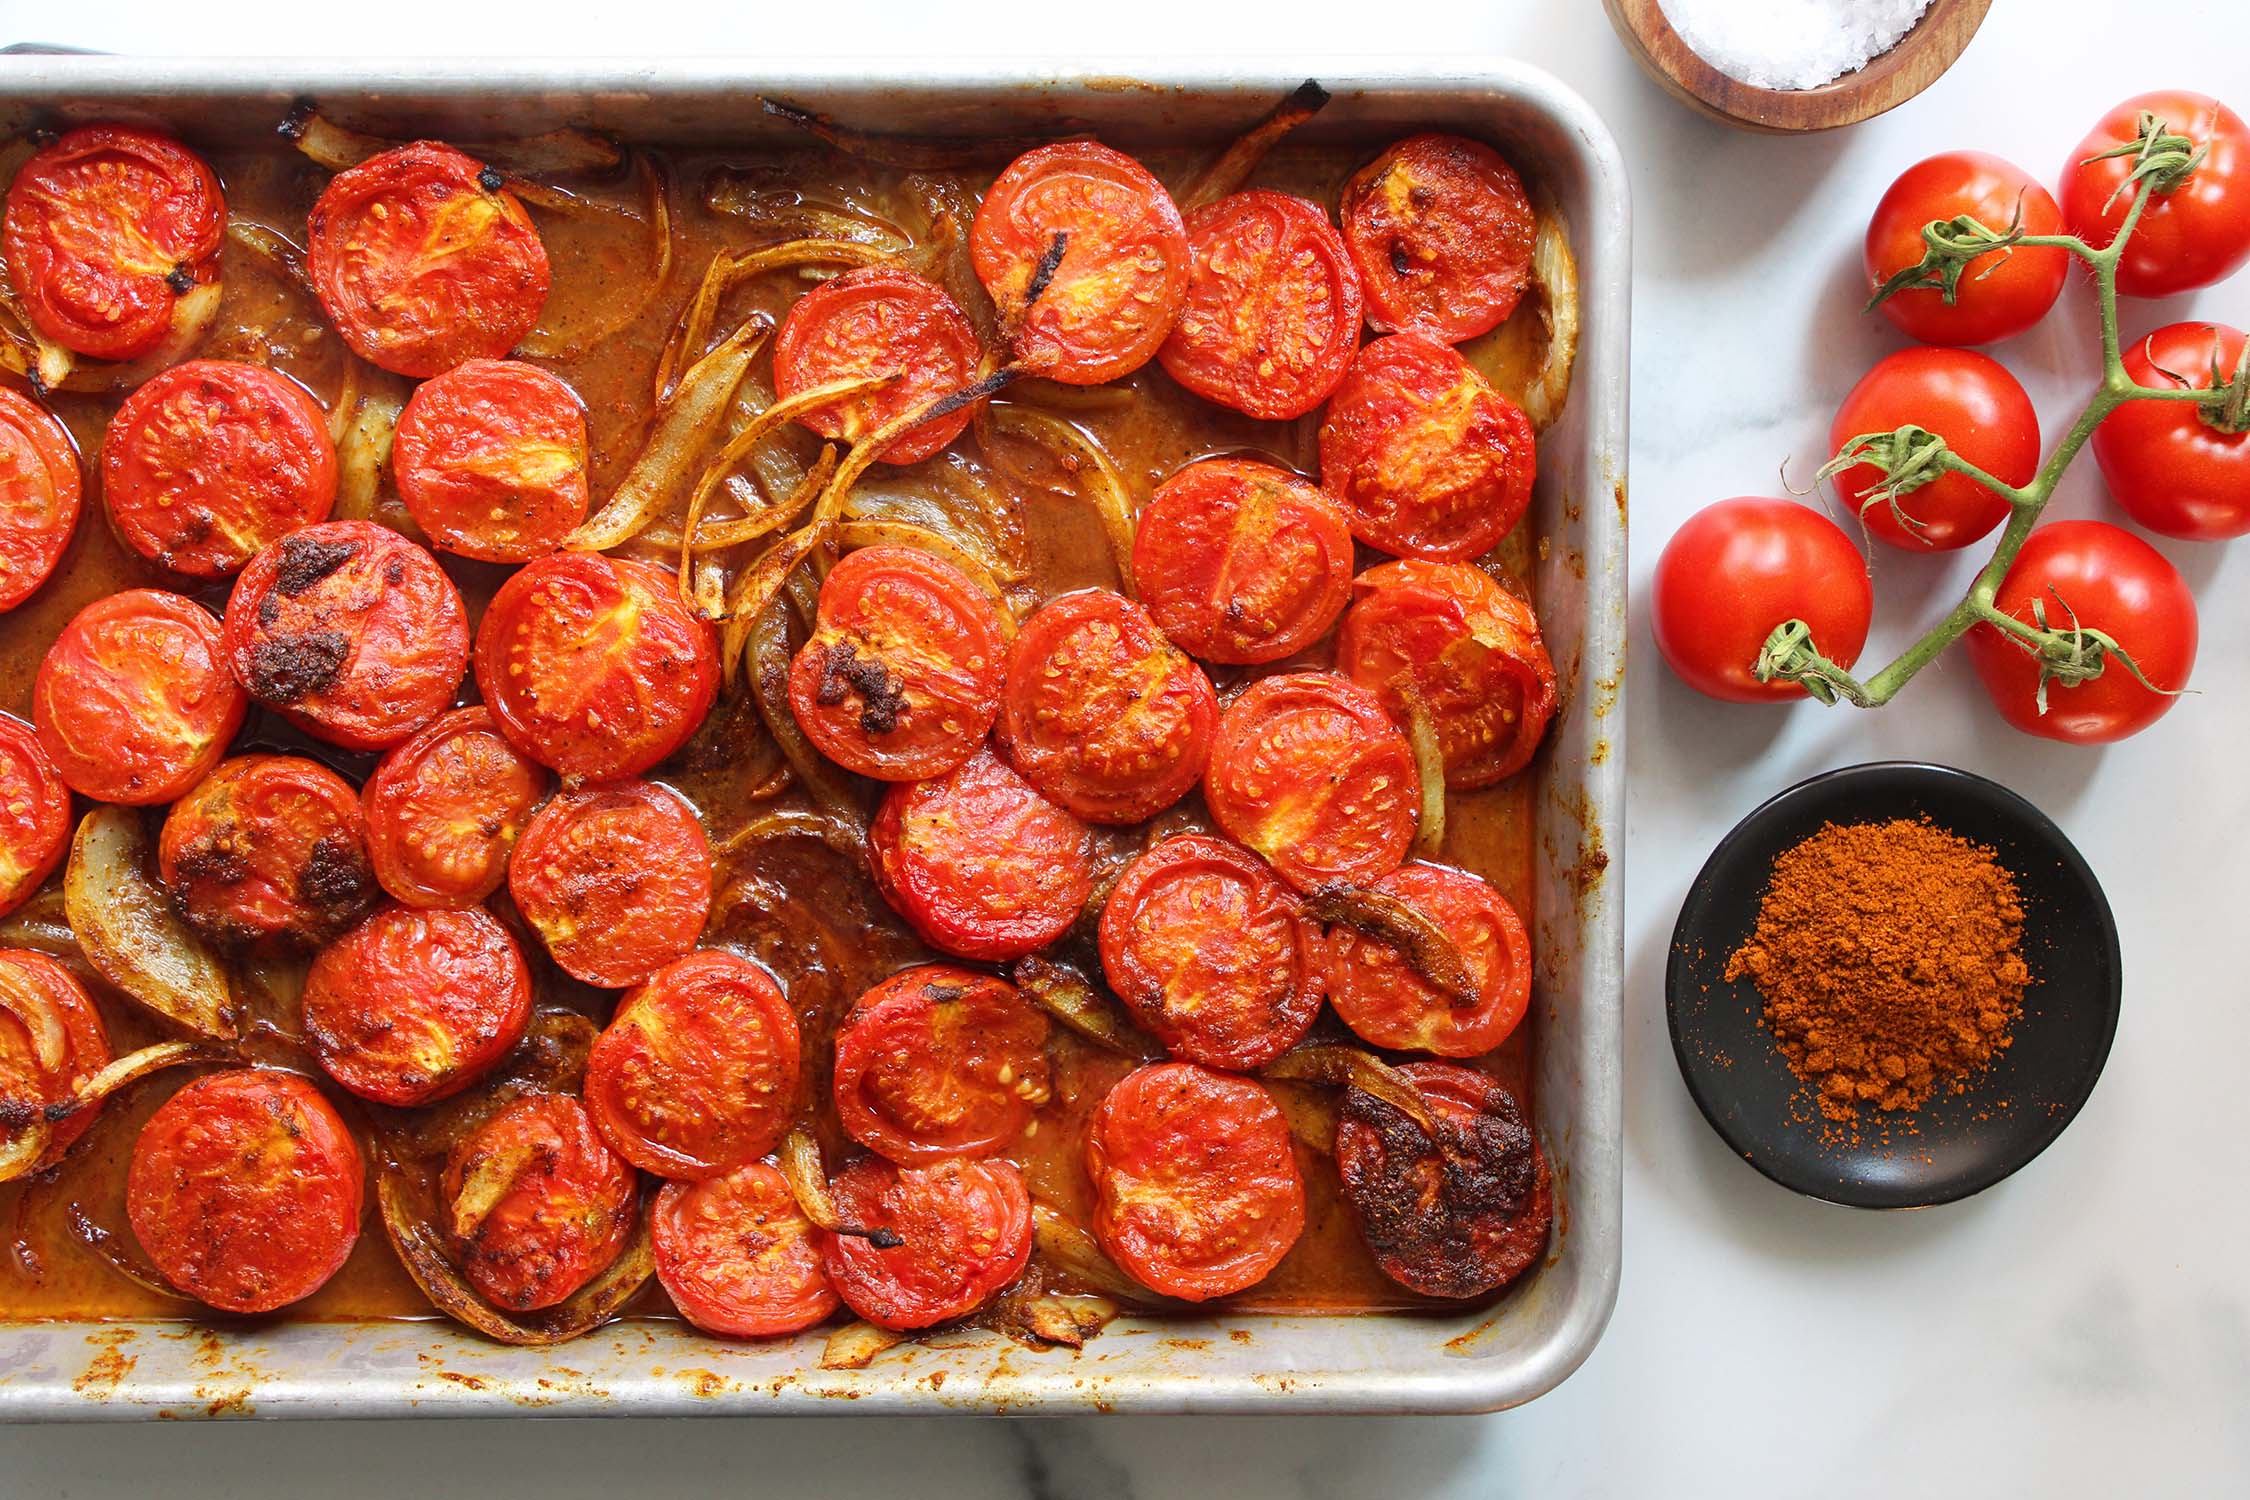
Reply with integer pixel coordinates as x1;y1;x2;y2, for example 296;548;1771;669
1726;817;2028;1123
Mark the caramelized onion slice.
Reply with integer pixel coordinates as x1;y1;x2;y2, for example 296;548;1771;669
715;807;870;870
1031;1201;1154;1304
1398;687;1448;861
518;151;676;361
1;1042;211;1184
1261;1044;1439;1135
1520;206;1580;434
224;219;313;291
976;403;1138;594
1302;882;1478;1008
567;313;771;551
1007;955;1162;1060
65;806;235;1041
66;1201;194;1303
0;280;221;397
334;388;403;521
1019;1293;1120;1348
280;103;622;177
821;1320;909;1370
378;1167;655;1347
657;239;892;402
776;1126;901;1250
1177;79;1331;214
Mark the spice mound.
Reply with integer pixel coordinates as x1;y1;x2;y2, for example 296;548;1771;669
1725;817;2028;1122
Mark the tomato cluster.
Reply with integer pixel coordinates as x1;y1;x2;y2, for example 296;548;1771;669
1655;89;2248;744
0;113;1562;1338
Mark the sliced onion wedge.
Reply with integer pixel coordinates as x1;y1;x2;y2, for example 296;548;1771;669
1397;687;1448;861
714;807;870;869
1301;881;1479;1008
1007;955;1161;1060
1176;80;1330;215
1261;1044;1439;1135
820;1320;908;1370
1031;1200;1154;1304
0;280;222;397
65;806;235;1041
1017;1292;1120;1348
2;1041;211;1184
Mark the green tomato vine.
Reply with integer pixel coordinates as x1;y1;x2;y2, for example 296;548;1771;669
1756;111;2247;710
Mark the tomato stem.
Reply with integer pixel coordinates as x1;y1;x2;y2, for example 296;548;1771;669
1759;170;2203;709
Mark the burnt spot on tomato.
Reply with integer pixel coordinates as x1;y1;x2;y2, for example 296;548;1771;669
297;832;375;919
813;641;908;736
1339;1084;1538;1300
274;532;360;596
1389;242;1412;278
245;629;350;705
170;839;252;889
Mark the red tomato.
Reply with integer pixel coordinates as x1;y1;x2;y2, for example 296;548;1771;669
32;589;246;805
868;746;1093;962
0;715;70;919
1097;834;1321;1071
1132;458;1355;666
362;706;548;909
995;589;1216;824
392;359;588;562
1157;190;1363;419
1318;333;1536;560
158;754;377;947
832;966;1050;1164
652;1164;839;1338
1334;1060;1551;1299
1864;152;2069;345
1828;348;2039;551
1651;498;1872;703
1337;559;1556;788
1324;862;1531;1057
223;521;470;752
2063;91;2250;298
307;141;550;378
786;546;1004;782
1204;673;1417;892
1340;133;1536;345
1966;520;2197;743
0;387;80;612
302;904;532;1107
772;268;981;465
969;141;1189;385
584;950;800;1180
102;360;337;580
442;1092;636;1312
509;779;712;989
2094;322;2250;540
1085;1062;1304;1302
126;1070;363;1313
2;124;224;362
819;1155;1032;1330
0;949;112;1168
474;552;718;783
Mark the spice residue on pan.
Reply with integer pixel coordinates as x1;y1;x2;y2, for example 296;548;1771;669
1726;818;2028;1135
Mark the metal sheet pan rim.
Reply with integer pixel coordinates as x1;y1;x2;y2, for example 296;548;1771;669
0;54;1628;1418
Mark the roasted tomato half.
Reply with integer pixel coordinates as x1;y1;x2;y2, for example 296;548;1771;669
0;387;81;613
223;521;470;752
0;715;70;919
302;903;533;1107
583;949;800;1180
970;141;1189;385
1336;559;1557;788
509;779;712;989
2;124;224;362
786;545;1005;782
442;1092;636;1312
1318;333;1537;560
653;1163;839;1338
158;754;377;947
102;359;337;580
307;141;550;378
392;358;589;562
1098;834;1322;1071
1204;673;1417;892
362;706;548;909
32;589;246;805
0;949;113;1169
996;589;1217;825
772;267;982;466
869;747;1094;962
832;966;1051;1164
1324;862;1531;1057
1335;1060;1552;1299
1133;458;1355;666
1157;190;1363;420
1341;133;1536;344
474;552;718;783
819;1155;1033;1330
1085;1062;1304;1302
127;1070;364;1314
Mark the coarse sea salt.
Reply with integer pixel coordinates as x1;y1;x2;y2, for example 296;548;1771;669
1659;0;1934;91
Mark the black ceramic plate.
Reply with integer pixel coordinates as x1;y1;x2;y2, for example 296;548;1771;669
1667;762;2120;1209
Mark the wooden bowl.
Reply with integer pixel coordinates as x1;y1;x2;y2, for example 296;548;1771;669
1603;0;1994;132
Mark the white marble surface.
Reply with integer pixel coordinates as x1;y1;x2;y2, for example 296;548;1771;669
5;0;2248;1493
